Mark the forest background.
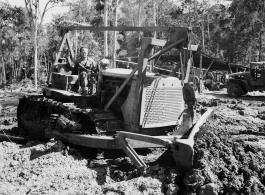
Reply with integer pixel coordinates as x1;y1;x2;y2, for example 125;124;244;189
0;0;264;87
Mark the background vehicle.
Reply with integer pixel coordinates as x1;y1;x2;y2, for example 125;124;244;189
227;62;265;97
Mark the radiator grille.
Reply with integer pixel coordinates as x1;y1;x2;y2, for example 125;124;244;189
140;78;183;128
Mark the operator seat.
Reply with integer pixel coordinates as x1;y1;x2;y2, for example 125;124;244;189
56;58;78;75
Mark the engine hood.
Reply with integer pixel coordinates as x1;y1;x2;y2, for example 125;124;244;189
229;72;250;77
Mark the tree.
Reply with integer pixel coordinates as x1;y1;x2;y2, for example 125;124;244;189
229;0;265;62
0;2;27;87
24;0;65;89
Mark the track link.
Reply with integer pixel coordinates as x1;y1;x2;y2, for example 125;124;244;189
17;95;123;139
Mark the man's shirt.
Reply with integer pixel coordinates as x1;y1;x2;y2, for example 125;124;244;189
69;57;97;73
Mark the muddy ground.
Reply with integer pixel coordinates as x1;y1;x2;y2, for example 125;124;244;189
1;85;265;195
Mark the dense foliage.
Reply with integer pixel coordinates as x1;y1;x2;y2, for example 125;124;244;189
0;0;264;86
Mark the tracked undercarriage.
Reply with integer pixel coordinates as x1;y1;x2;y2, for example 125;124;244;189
18;95;123;139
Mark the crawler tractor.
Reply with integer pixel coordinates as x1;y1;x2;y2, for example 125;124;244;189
17;22;213;169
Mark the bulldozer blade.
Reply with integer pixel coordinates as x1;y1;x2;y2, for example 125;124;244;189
171;139;194;169
171;108;214;169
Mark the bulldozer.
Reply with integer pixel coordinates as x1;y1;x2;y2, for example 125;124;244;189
17;22;213;170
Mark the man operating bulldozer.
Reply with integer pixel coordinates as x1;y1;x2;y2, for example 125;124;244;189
67;46;98;95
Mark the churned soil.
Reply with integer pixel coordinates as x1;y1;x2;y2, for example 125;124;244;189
185;96;265;195
0;91;265;195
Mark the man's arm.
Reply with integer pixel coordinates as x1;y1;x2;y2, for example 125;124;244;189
78;63;89;72
66;51;77;68
88;57;98;72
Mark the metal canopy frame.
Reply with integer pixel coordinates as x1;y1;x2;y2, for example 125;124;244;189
48;23;189;84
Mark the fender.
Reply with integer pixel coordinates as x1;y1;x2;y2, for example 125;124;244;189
228;78;248;91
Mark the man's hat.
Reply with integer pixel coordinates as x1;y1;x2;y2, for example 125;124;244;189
80;45;89;50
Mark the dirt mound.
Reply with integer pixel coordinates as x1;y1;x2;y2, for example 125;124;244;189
0;141;102;194
182;98;265;194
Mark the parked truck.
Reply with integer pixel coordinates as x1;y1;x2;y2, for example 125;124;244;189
227;62;265;97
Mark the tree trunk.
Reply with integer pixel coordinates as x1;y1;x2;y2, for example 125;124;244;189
202;0;205;51
104;0;108;58
10;56;13;83
249;34;253;62
2;59;6;87
75;30;78;58
259;31;262;61
14;61;17;81
25;66;27;79
44;54;48;83
44;54;47;72
207;14;210;40
14;62;16;81
151;0;156;72
34;0;39;90
19;59;22;80
113;0;118;68
153;0;156;39
199;54;203;93
138;6;141;26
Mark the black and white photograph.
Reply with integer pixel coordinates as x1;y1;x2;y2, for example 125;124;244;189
0;0;265;194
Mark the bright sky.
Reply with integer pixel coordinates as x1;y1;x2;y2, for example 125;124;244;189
0;0;69;23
